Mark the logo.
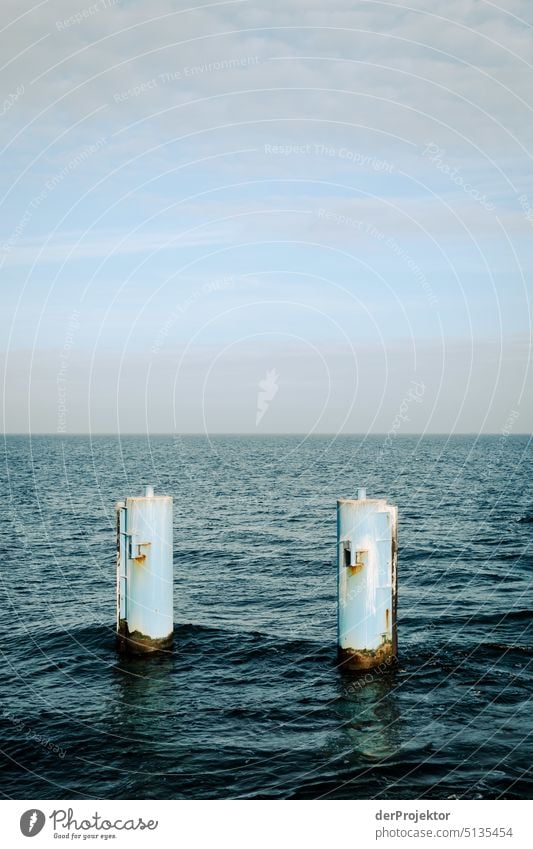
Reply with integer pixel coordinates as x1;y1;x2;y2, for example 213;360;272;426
256;368;279;425
20;810;45;837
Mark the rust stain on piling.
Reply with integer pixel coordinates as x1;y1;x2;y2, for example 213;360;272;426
338;640;395;671
116;619;174;655
132;541;151;564
347;549;368;576
391;519;398;657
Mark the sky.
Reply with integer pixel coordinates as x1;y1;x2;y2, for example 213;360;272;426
0;0;532;434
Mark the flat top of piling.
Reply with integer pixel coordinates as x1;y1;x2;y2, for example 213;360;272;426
337;497;387;504
124;494;173;502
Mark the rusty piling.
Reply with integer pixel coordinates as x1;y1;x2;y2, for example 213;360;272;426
116;486;174;654
337;490;397;671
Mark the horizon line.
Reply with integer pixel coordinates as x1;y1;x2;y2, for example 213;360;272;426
2;431;532;438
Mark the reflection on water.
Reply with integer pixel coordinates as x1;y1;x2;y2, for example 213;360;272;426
336;670;402;763
109;654;179;739
1;434;531;798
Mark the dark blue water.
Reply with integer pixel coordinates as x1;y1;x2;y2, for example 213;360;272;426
1;434;531;799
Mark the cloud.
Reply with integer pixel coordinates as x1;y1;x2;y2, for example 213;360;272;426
1;1;532;431
2;0;532;157
0;225;233;266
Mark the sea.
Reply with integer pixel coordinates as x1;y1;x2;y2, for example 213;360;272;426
0;434;531;800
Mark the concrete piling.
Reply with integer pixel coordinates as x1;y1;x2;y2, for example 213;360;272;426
116;486;174;654
337;490;397;670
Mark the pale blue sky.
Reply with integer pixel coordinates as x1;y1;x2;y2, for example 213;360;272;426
1;0;532;433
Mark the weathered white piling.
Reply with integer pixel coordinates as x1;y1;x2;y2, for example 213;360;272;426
116;486;174;654
337;490;397;670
